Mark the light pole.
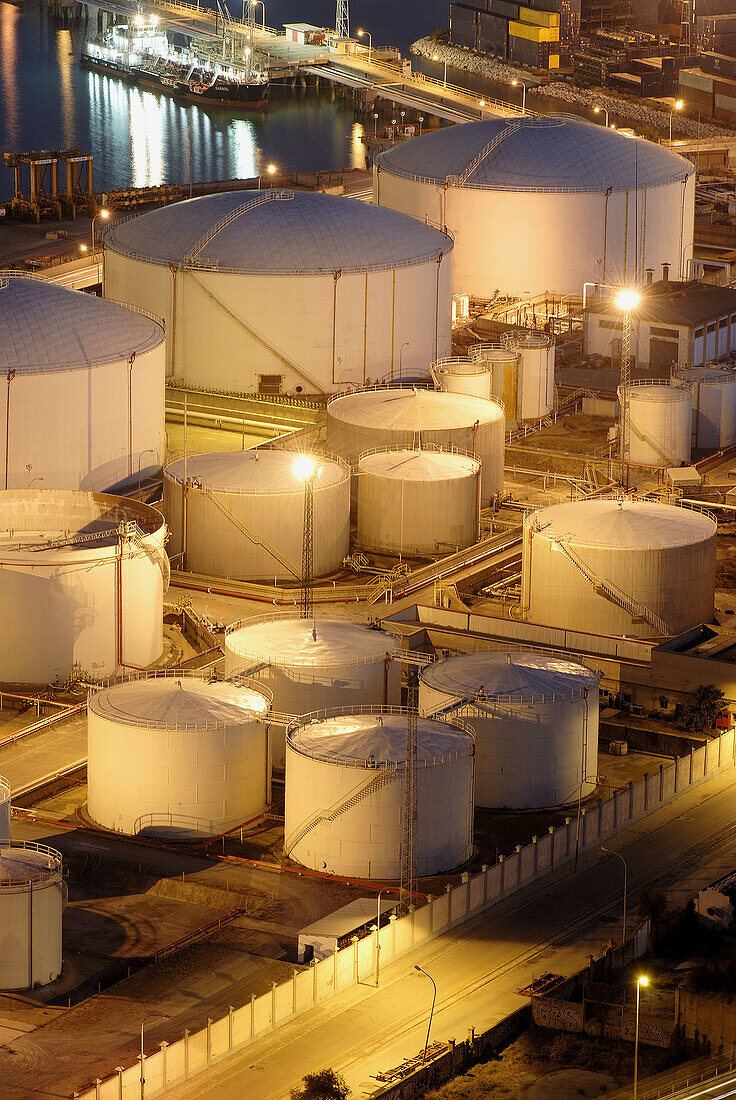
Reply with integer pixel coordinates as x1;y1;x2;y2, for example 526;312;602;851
633;975;649;1100
601;845;627;944
356;28;372;63
594;105;609;127
432;53;447;87
616;289;639;487
400;109;406;130
137;448;155;491
91;207;110;253
399;341;410;377
418;115;424;135
374;889;384;986
140;1013;170;1100
373;112;379;135
669;98;683;142
250;0;265;29
414;965;437;1063
258;162;276;188
511;78;528;114
391;118;397;138
294;456;321;620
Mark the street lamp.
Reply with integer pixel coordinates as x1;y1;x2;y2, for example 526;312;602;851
418;115;424;135
670;98;684;142
391;118;397;138
616;288;639;487
356;28;372;63
140;1013;170;1100
511;78;528;114
374;889;384;986
601;845;627;945
137;448;155;491
250;0;265;29
414;965;437;1064
594;105;609;127
91;207;110;253
633;975;649;1100
294;456;321;620
399;341;410;377
432;53;447;87
258;162;276;188
373;112;379;135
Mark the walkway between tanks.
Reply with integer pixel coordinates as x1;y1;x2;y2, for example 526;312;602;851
57;764;736;1100
0;711;87;796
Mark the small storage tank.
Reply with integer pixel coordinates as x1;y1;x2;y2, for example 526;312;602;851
284;707;474;878
0;842;63;990
620;381;692;467
327;387;505;503
0;274;165;492
505;332;556;420
433;356;492;399
522;497;716;638
357;446;480;556
164;450;350;581
420;652;599;809
87;673;272;839
0;490;168;684
673;367;736;451
0;776;9;844
224;615;402;768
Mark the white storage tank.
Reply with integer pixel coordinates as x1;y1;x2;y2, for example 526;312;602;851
420;652;599;809
0;842;63;990
0;489;168;684
224;615;402;768
0;274;165;491
87;673;272;839
284;707;474;878
357;446;480;556
469;345;522;423
505;332;556;420
164;450;350;581
0;776;9;844
620;381;692;467
104;190;453;394
374;116;695;298
433;356;492;399
673;367;736;451
521;498;716;638
326;387;505;503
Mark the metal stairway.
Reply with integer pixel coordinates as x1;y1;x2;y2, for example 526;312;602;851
284;764;398;856
553;538;670;635
202;489;301;579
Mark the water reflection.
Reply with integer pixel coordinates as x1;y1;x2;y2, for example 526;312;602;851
56;29;75;147
0;3;20;148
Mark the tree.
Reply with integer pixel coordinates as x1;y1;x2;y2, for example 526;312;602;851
638;887;669;924
290;1070;350;1100
675;685;725;734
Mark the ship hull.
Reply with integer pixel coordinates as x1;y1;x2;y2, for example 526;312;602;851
80;52;268;109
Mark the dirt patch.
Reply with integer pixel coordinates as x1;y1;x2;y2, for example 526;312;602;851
514;414;612;456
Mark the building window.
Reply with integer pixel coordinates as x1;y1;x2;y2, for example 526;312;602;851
258;374;283;395
598;319;623;331
650;326;679;339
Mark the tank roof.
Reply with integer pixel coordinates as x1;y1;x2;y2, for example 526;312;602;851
0;275;163;373
359;448;479;481
0;843;62;886
288;711;473;766
421;652;599;704
0;490;166;557
529;498;716;550
226;616;399;667
88;675;269;730
104;190;453;275
328;387;504;429
622;383;690;402
165;449;348;494
674;367;736;384
376;115;693;193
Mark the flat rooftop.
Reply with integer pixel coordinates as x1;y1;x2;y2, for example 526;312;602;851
656;622;736;662
585;279;736;327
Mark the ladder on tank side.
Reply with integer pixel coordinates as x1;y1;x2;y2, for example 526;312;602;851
283;764;399;857
552;538;670;636
201;488;301;580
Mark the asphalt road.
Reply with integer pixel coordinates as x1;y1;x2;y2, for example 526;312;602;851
165;766;736;1100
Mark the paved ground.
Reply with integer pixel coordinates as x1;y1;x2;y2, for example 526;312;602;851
158;765;736;1100
0;714;86;792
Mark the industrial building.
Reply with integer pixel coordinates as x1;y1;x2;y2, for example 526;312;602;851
374;116;695;298
584;277;736;370
103;190;454;395
0;274;165;492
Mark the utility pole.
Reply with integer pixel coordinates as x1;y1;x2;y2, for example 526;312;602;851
297;459;315;620
400;671;419;914
617;290;639;488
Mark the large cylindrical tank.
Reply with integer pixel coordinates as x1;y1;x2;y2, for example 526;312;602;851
420;652;600;809
87;673;272;839
433;356;492;399
0;274;165;492
163;450;350;581
357;446;480;556
224;616;402;768
621;382;692;467
522;498;716;638
374;116;695;298
0;842;63;990
0;490;168;684
0;776;9;844
284;708;475;878
326;387;504;503
104;190;453;394
673;367;736;451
